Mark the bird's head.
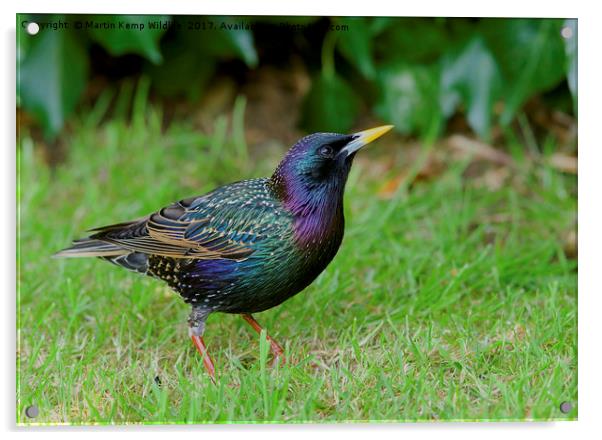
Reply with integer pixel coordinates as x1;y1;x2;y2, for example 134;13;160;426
270;125;393;213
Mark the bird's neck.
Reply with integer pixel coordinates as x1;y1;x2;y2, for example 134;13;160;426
268;172;346;247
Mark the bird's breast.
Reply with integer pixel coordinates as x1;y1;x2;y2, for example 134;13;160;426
292;201;345;251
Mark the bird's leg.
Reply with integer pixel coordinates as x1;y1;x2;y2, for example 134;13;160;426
188;307;216;382
241;314;286;366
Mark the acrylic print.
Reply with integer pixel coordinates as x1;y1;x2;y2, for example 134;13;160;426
17;14;577;424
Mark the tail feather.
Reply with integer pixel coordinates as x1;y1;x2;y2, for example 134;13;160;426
53;238;129;258
100;252;148;274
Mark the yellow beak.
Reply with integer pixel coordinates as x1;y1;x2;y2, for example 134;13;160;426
341;125;394;156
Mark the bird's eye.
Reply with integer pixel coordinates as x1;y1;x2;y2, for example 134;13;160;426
318;145;334;158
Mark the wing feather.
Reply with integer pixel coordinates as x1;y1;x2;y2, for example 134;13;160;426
85;179;285;260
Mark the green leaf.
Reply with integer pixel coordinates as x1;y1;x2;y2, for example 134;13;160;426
563;19;577;114
19;29;88;139
145;40;215;102
191;17;259;68
374;18;451;64
336;17;375;78
440;36;502;140
87;15;168;64
16;15;32;107
368;17;395;35
481;18;566;124
224;28;258;68
301;73;359;133
375;62;442;137
16;15;32;68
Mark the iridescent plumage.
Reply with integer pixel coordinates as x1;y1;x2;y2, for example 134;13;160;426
56;126;393;378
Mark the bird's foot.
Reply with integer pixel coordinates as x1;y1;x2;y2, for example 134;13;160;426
270;345;286;367
265;334;286;366
241;314;287;367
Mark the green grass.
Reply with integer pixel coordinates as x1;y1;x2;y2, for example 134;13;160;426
17;85;577;424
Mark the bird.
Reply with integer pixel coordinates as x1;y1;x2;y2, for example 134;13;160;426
55;125;393;380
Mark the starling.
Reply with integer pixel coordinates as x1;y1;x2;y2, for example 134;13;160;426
55;125;393;380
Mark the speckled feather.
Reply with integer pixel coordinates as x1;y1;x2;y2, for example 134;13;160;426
58;132;358;316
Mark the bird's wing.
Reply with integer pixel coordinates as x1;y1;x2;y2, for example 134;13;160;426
89;179;289;260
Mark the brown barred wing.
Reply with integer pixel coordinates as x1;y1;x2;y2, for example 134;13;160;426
86;179;286;260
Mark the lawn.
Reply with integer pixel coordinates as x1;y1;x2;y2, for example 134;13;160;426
17;85;577;424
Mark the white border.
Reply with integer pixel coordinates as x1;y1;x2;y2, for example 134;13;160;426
4;1;601;439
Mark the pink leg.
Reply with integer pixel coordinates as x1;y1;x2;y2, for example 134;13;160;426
242;314;286;366
191;335;216;383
